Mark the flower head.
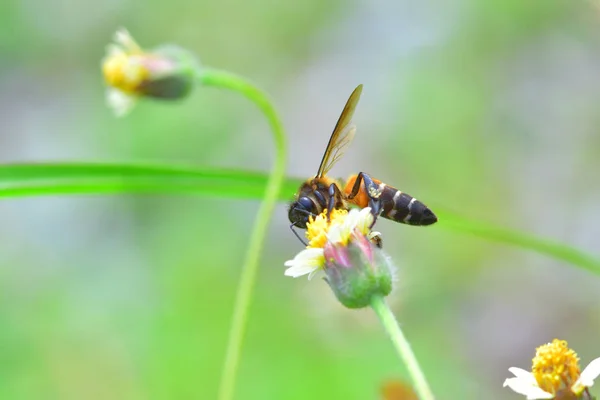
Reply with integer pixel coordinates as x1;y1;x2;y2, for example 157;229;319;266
101;28;198;116
305;208;349;249
284;208;348;280
504;339;600;399
284;207;392;308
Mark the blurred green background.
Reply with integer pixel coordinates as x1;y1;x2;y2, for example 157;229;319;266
1;0;600;398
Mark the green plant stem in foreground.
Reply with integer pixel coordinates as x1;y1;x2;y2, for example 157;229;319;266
370;295;435;400
198;69;288;400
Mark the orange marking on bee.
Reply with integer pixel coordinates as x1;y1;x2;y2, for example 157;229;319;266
343;174;382;208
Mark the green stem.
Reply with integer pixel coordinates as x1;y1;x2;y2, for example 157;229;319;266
370;295;435;400
198;69;288;400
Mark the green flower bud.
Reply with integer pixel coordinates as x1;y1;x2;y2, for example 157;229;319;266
134;45;197;100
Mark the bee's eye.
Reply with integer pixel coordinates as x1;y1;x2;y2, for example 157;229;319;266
297;197;313;211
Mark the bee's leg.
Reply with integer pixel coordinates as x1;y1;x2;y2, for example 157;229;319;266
289;222;308;246
326;184;344;221
346;172;382;224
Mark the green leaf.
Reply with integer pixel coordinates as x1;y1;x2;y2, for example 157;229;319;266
0;162;302;200
437;210;600;275
0;162;597;275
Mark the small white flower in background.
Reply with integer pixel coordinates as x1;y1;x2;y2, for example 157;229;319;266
504;339;600;399
101;28;198;116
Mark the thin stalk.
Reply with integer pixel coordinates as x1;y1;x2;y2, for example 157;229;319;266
370;294;435;400
198;69;288;400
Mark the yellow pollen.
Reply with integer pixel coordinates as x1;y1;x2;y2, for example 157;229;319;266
102;53;150;94
532;339;581;395
305;209;348;248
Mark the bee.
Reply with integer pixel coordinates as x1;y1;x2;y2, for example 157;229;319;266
288;84;437;241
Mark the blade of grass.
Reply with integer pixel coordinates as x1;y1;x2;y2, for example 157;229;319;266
0;162;597;275
0;162;301;200
437;210;600;275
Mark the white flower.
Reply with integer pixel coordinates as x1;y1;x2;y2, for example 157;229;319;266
102;29;145;116
503;339;600;399
284;207;375;279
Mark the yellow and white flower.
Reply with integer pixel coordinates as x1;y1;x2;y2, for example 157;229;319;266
327;207;374;245
504;339;600;399
284;208;350;280
284;207;392;309
101;28;197;116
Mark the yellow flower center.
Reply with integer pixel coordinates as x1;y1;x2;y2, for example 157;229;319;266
532;339;581;395
306;209;348;248
102;53;150;94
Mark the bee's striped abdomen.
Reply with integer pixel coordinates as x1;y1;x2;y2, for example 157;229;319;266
380;186;437;226
343;175;437;226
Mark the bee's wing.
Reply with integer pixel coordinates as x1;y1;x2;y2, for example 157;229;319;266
316;84;363;178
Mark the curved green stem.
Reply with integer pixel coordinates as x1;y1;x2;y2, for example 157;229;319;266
370;295;435;400
198;69;288;400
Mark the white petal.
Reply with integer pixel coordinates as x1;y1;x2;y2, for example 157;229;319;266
503;376;554;399
327;224;343;244
338;209;361;241
573;356;600;390
355;207;374;233
343;208;361;229
106;88;136;117
284;264;319;278
359;207;372;217
114;28;141;52
291;247;324;262
114;28;130;44
284;248;324;279
507;367;538;384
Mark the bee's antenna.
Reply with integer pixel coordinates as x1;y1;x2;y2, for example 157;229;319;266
289;222;308;246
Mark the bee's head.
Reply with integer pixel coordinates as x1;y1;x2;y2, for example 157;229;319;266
288;196;316;229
